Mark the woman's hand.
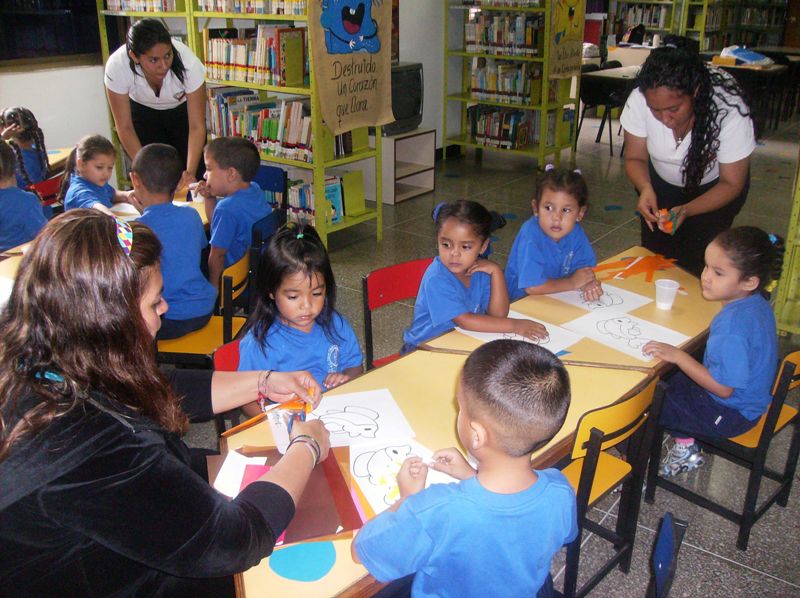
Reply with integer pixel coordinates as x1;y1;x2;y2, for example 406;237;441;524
510;318;549;342
637;186;660;231
179;170;196;192
430;447;476;480
397;457;428;498
289;419;331;463
323;372;351;390
265;371;322;408
656;204;687;235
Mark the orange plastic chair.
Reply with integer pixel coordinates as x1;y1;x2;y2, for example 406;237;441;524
361;257;433;370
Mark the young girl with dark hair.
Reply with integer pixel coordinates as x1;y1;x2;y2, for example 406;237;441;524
238;222;364;392
0;106;48;190
621;42;755;276
0;140;46;251
644;226;784;476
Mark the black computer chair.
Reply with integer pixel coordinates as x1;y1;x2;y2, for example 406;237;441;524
576;63;627;156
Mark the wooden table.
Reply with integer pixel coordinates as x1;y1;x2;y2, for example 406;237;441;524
752;46;800;57
46;147;71;176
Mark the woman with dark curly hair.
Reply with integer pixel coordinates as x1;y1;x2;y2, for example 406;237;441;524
620;43;755;275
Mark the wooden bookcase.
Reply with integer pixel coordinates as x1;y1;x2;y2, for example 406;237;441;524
614;0;681;37
368;128;436;205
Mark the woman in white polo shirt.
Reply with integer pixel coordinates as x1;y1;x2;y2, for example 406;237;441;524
104;19;206;182
620;43;754;275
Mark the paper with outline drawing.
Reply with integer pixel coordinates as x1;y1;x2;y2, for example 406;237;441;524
548;283;653;313
562;310;690;362
350;438;458;514
456;310;583;354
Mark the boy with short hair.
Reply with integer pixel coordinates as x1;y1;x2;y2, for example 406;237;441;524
0;140;46;252
353;340;577;597
133;143;216;339
197;136;270;288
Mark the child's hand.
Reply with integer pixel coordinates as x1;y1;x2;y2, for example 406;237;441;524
642;340;683;363
323;372;351;390
430;448;476;480
579;278;603;302
510;318;549;342
195;179;213;199
1;123;23;141
397;456;428;498
467;258;502;277
569;267;596;290
126;190;144;213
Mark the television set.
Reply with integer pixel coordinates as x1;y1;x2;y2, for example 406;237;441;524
379;61;423;136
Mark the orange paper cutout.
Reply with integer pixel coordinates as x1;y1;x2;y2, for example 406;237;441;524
594;255;677;282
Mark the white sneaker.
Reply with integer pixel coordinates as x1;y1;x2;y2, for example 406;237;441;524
661;442;705;477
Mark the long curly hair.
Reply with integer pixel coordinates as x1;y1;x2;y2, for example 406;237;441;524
0;107;49;188
636;45;752;192
0;210;187;462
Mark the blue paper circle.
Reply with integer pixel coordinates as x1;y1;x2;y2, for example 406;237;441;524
269;541;337;582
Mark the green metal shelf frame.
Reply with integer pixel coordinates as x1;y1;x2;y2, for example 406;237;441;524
774;154;800;336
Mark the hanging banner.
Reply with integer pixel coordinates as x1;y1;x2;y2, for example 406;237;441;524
308;0;394;136
550;0;584;79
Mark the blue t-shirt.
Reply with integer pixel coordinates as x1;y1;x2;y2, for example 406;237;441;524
355;470;578;597
63;174;115;211
138;202;216;321
14;148;45;189
210;182;271;267
238;312;363;389
0;187;47;252
403;257;492;347
505;217;596;300
703;293;778;420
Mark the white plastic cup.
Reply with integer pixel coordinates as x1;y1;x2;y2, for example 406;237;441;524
655;279;680;310
652;34;661;48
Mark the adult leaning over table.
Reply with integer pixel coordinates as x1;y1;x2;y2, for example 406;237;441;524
0;210;330;597
104;18;207;183
620;42;755;276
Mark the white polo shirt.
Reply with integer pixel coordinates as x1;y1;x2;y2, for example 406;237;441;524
104;40;205;110
620;74;755;187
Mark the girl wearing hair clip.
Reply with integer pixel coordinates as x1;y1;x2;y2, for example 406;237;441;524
505;165;601;301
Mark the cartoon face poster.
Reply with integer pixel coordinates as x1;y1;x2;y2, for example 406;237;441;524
550;0;584;78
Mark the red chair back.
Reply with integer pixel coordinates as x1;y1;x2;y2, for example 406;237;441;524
214;339;241;372
29;174;63;206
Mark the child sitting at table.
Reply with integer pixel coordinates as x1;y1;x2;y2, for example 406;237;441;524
133;144;216;340
353;339;577;597
402;199;548;351
644;226;783;476
0;140;47;252
0;107;48;190
196;136;270;289
505;164;601;302
237;222;363;394
59;134;134;214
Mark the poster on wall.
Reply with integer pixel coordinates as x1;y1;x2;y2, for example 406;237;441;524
308;0;395;136
550;0;584;78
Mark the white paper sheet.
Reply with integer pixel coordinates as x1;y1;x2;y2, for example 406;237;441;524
456;310;583;354
548;283;653;313
562;310;690;362
350;438;458;514
212;450;268;498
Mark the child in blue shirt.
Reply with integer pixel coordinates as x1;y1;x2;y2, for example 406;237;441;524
0;140;46;252
197;136;271;289
238;222;363;393
505;165;601;301
132;144;217;340
403;200;548;350
644;227;783;476
59;134;134;214
0;107;48;190
353;340;578;597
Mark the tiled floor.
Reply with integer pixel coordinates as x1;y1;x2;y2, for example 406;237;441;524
186;112;800;596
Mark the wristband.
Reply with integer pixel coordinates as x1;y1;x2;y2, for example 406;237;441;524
288;434;321;467
257;370;275;412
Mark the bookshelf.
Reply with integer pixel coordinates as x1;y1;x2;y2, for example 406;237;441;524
679;0;737;51
774;153;800;336
733;1;789;47
614;0;680;38
443;1;580;167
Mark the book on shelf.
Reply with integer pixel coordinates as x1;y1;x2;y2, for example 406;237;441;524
469;57;542;104
277;27;307;88
197;0;308;15
464;12;544;57
324;176;344;225
287;179;315;225
105;0;177;10
466;106;559;149
317;125;369;161
452;1;542;8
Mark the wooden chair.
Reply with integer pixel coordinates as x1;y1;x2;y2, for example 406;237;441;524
211;339;243;434
645;351;800;550
156;253;250;367
645;512;688;598
361;257;433;370
559;378;663;598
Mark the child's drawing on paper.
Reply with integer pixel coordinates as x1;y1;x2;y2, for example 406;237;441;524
548;284;652;313
320;0;382;54
597;316;648;349
584;292;623;310
352;443;412;505
456;310;582;355
318;405;380;439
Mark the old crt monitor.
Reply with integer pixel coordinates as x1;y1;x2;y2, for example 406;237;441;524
381;61;423;136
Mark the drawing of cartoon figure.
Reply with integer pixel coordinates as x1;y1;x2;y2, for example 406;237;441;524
597;316;648;349
319;405;380;438
553;0;582;45
320;0;381;54
583;292;623;310
352;444;412;503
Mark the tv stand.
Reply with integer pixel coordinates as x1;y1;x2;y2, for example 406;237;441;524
369;128;436;205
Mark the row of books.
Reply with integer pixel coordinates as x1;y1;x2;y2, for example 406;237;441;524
105;0;176;10
464;13;545;57
740;7;786;27
455;1;542;7
618;5;670;30
203;26;306;87
197;0;307;14
287;179;315;225
466;106;562;149
470;58;542;104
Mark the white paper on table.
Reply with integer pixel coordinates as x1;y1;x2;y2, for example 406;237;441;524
562;310;690;362
212;450;268;498
350;438;458;515
109;202;140;222
456;310;583;354
548;283;653;314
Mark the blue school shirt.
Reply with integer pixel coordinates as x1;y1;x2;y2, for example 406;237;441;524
138;202;216;321
504;217;596;300
0;187;47;252
63;174;115;211
403;257;491;348
354;469;578;597
209;182;270;267
703;293;778;421
14;148;45;189
237;312;363;389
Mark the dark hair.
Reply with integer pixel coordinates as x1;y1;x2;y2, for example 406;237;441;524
131;143;183;196
205;137;260;183
461;339;570;456
243;222;340;347
0;107;49;188
713;226;785;292
0;141;17;181
57;134;116;203
434;200;492;241
637;45;752;192
0;210;187;462
126;18;186;85
535;166;589;207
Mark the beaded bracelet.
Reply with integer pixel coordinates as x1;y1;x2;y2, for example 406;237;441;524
256;370;274;413
288;434;321;468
